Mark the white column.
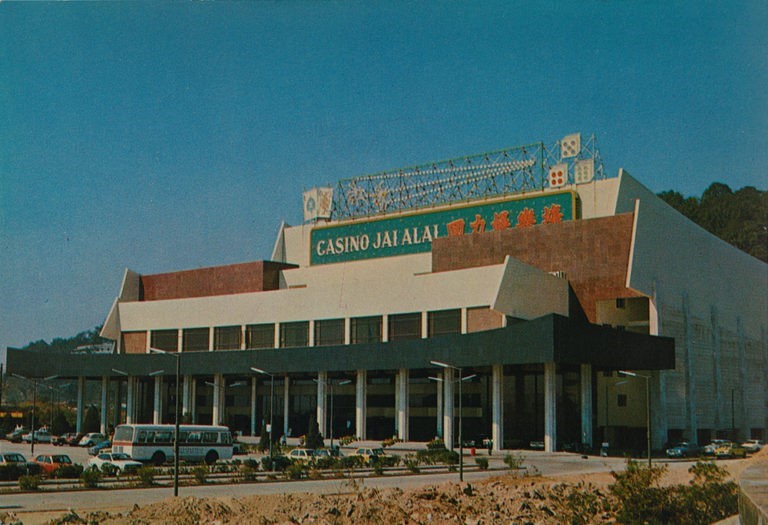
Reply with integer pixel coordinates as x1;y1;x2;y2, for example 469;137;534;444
544;362;557;453
182;375;191;421
421;312;428;338
126;377;135;425
76;376;85;433
250;376;258;436
153;375;163;424
355;370;366;439
580;364;593;448
177;329;183;353
436;372;443;438
382;314;389;342
190;378;197;424
443;368;454;450
100;376;109;434
317;371;327;436
212;373;223;425
283;376;290;436
461;307;468;334
208;327;214;351
241;325;247;350
344;318;351;345
308;320;315;347
492;364;503;452
274;323;281;348
396;368;408;440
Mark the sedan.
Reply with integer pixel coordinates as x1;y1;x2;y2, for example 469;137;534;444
22;428;54;444
0;452;40;474
87;440;112;456
34;454;73;475
741;439;764;453
665;442;700;458
88;452;142;475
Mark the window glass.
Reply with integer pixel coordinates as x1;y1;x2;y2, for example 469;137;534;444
150;330;178;352
202;432;218;443
187;432;201;443
388;313;421;341
428;309;461;336
315;319;344;346
246;324;275;349
155;431;172;443
183;328;210;352
351;316;382;344
279;321;309;348
214;326;241;350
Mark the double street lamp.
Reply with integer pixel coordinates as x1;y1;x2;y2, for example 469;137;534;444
148;347;181;497
430;361;476;482
12;373;58;456
618;370;651;467
250;367;275;459
313;377;351;452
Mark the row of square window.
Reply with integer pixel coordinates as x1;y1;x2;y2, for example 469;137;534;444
150;310;465;352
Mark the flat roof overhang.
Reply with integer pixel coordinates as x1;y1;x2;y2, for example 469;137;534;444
6;314;674;379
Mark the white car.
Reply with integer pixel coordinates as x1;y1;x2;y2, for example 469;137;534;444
88;452;143;474
741;439;764;453
21;428;53;443
79;432;107;447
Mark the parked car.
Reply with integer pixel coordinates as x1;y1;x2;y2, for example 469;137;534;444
88;440;112;456
79;432;107;447
22;428;54;444
665;441;700;458
88;452;142;474
33;454;73;475
353;447;386;464
5;426;27;443
741;439;764;453
287;448;315;462
63;432;85;446
0;452;40;475
714;442;747;459
702;439;729;456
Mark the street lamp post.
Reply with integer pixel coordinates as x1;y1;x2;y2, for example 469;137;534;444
12;374;57;456
250;367;275;459
430;361;475;482
313;377;351;452
619;370;651;467
149;348;181;497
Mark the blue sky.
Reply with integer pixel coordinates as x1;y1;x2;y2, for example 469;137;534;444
1;2;766;359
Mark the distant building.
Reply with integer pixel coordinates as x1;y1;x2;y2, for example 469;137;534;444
7;136;766;451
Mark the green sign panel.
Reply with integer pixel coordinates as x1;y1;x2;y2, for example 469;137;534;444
310;191;576;265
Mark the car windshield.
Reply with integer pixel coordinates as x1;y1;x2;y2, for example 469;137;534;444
111;453;131;460
372;448;384;455
3;454;25;462
53;456;71;463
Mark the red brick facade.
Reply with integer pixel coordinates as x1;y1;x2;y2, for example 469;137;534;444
140;261;297;301
431;213;642;322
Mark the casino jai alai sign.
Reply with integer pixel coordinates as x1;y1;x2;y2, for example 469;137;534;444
310;191;577;265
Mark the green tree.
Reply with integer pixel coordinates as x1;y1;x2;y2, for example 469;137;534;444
82;405;100;433
51;411;70;435
304;415;324;449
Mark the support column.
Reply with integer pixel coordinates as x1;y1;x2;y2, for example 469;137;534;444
682;294;698;441
113;380;122;428
436;372;443;438
396;368;408;440
580;364;593;448
283;376;290;437
250;376;258;437
126;377;135;425
355;370;367;439
308;320;315;347
190;378;197;424
76;376;85;433
153;375;163;424
382;314;389;343
212;373;223;425
182;375;192;422
100;376;109;434
317;371;327;436
344;318;351;345
544;362;557;453
443;368;454;450
492;364;503;452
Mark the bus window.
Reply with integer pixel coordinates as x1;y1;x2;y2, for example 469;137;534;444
138;431;147;443
155;431;172;443
146;431;155;443
177;431;189;443
202;432;217;443
113;426;134;442
187;432;201;443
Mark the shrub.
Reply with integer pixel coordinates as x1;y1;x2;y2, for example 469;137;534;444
339;455;363;469
673;461;738;524
376;455;400;468
261;455;291;472
100;463;118;477
416;448;458;465
136;466;155;487
610;460;672;524
426;438;445;450
80;467;102;488
404;455;420;473
339;435;357;446
474;457;489;470
0;464;25;481
54;464;84;479
18;474;41;491
285;462;305;480
192;465;209;484
503;452;524;469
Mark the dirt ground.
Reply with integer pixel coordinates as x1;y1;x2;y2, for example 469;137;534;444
2;450;763;525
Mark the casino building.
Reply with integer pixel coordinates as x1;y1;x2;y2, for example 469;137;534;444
7;135;767;452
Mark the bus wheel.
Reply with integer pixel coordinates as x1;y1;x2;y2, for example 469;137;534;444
204;450;219;465
151;451;166;466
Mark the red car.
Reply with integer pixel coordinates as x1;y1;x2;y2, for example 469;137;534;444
34;454;73;475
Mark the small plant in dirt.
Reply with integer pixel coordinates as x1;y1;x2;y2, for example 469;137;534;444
503;452;524;469
18;474;41;491
425;438;445;450
610;460;672;524
416;447;458;465
262;455;291;472
284;462;305;480
474;457;489;470
404;455;420;473
136;466;155;487
192;465;209;484
80;467;102;489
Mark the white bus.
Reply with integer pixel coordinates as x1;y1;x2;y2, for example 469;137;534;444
111;424;233;465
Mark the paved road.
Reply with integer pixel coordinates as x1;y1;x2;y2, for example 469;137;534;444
0;440;721;521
